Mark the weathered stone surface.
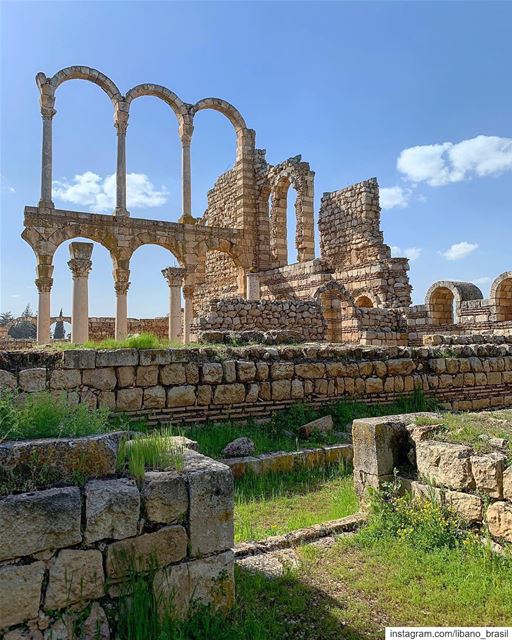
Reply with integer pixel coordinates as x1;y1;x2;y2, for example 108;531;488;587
298;415;333;438
222;437;255;458
96;349;138;367
0;433;118;479
82;603;110;640
188;550;235;612
411;481;483;524
49;369;81;390
0;369;16;389
184;451;234;556
139;349;171;366
270;362;294;380
0;487;81;560
213;383;245;405
19;368;46;392
271;379;291;400
0;562;45;628
223;360;236;383
143;470;188;524
106;525;188;579
153;562;190;620
135;365;158;387
323;444;353;466
160;363;186;385
295;363;325;379
201;362;223;384
85;478;140;543
62;349;96;369
352;415;411;477
503;466;512;500
167;385;196;407
487;501;512;542
143;385;166;409
116;366;135;387
470;452;506;498
45;549;104;609
416;441;474;491
116;387;143;411
83;367;116;391
237;361;256;382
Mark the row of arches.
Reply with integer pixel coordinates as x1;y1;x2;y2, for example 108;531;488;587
426;273;512;325
36;66;253;219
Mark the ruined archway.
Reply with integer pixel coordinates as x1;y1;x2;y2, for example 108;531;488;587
314;281;359;343
355;294;375;308
491;272;512;322
425;281;483;326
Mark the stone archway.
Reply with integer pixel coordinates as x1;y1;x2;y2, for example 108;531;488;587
491;272;512;322
425;280;483;326
314;281;359;343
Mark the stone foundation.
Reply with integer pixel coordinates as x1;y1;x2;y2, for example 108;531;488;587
0;440;234;637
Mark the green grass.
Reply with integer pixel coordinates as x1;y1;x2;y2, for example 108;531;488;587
116;429;184;482
0;391;114;441
234;462;358;542
434;410;512;455
57;333;182;350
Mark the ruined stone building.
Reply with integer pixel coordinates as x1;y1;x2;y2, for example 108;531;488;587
15;67;511;347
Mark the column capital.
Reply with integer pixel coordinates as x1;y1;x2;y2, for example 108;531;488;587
35;277;53;293
178;121;194;146
40;92;56;120
114;268;131;295
114;106;129;134
68;258;92;279
182;285;195;299
162;266;187;288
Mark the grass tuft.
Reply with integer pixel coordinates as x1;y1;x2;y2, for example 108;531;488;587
116;428;184;482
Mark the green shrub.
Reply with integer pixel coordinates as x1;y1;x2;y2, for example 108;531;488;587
116;429;184;482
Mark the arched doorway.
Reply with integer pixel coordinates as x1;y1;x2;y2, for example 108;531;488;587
355;295;374;309
491;273;512;322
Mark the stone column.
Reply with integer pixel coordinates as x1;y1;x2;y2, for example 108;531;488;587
39;87;56;209
114;269;130;341
178;120;195;225
162;267;186;342
182;285;194;345
114;102;129;217
246;271;260;301
68;243;93;344
35;271;53;345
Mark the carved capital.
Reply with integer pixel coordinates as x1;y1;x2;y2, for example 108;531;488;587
40;92;56;120
182;285;195;299
35;277;53;293
114;268;131;295
162;267;187;288
114;107;129;134
179;121;194;146
68;258;92;279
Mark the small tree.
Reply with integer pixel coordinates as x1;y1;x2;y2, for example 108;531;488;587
0;311;14;327
53;309;65;340
21;304;33;319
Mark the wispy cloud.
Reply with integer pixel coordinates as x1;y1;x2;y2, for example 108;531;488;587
397;135;512;187
473;276;492;286
380;186;410;210
390;245;422;261
53;171;168;212
441;241;478;261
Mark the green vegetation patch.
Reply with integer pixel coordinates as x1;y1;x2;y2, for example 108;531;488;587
116;428;184;483
234;461;358;542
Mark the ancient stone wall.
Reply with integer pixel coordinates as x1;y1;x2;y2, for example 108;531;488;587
318;179;412;308
352;413;512;544
192;298;325;340
258;259;333;300
1;342;511;424
0;441;234;636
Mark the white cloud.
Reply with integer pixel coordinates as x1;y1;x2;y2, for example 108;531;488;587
380;186;410;210
441;241;478;261
390;245;422;261
53;171;168;212
397;135;512;186
473;276;492;285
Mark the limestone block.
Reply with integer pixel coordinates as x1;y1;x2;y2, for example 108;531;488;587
184;451;233;556
85;478;140;543
0;369;16;389
188;550;235;612
45;549;105;609
98;390;116;409
298;415;333;438
143;385;166;409
272;379;291;400
185;363;199;384
83;367;116;391
62;349;96;369
116;366;135;387
139;349;171;366
116;387;143;411
143;470;188;524
503;466;512;500
96;349;138;367
295;363;325;379
106;525;188;579
223;361;236;383
245;383;259;403
470;452;506;498
365;377;384;394
213;384;245;405
255;362;269;380
0;487;81;561
411;481;483;523
0;562;45;628
19;368;46;392
49;369;81;390
153;562;190;620
323;444;353;466
160;363;186;385
167;385;196;407
270;362;294;380
136;365;158;387
416;441;474;491
352;416;409;477
197;385;212;405
0;433;118;479
237;361;256;382
487;501;512;542
201;363;223;384
82;603;110;640
291;379;304;399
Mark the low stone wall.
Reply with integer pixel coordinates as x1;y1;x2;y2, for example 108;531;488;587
0;438;234;637
352;413;512;544
193;298;325;341
423;333;512;346
1;342;512;424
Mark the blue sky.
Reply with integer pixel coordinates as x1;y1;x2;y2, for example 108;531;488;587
1;1;511;320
